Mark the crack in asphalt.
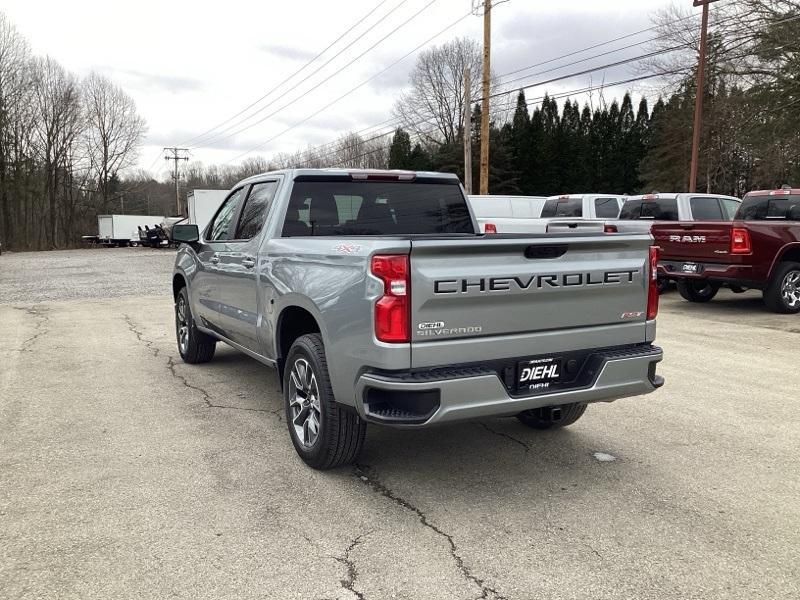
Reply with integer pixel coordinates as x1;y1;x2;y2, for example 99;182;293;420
354;464;507;600
476;421;531;454
333;533;369;600
122;313;272;414
12;306;49;353
123;313;160;357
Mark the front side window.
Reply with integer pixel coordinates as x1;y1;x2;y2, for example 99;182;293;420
209;188;245;241
236;181;279;240
690;197;723;220
594;197;621;218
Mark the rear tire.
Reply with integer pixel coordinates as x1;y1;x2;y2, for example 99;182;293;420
517;403;587;429
284;333;366;469
677;279;719;303
175;287;216;364
763;262;800;314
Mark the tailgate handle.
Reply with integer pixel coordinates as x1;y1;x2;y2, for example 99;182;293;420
680;223;694;229
525;245;568;259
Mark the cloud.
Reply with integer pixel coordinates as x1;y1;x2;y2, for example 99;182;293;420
259;43;316;62
98;66;204;94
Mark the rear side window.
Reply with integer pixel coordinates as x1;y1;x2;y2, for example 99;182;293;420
594;197;621;218
282;180;473;236
236;181;279;239
720;198;740;220
541;198;582;218
690;197;723;220
619;198;679;220
737;194;800;220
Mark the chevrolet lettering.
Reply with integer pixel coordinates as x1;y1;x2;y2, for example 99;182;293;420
170;168;663;470
433;270;639;294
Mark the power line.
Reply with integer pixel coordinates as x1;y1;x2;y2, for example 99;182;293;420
188;0;414;149
197;0;440;152
224;6;469;164
181;0;398;147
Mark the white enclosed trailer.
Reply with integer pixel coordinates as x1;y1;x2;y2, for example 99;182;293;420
187;189;228;233
97;214;165;246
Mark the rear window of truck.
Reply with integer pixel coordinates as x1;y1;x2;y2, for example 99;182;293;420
541;198;582;218
736;194;800;220
619;198;679;220
282;180;474;236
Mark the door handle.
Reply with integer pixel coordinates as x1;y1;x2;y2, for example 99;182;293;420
241;257;256;269
210;254;220;264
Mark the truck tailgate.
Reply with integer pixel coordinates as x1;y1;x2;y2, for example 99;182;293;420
652;222;732;261
409;234;652;359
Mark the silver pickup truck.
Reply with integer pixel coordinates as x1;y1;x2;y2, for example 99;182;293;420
170;169;663;469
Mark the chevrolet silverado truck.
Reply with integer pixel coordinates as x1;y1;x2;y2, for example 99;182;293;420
170;169;664;469
653;187;800;313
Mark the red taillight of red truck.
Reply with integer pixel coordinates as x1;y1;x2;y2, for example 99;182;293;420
730;228;752;254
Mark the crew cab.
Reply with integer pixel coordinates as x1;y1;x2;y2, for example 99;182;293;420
653;187;800;313
170;169;663;469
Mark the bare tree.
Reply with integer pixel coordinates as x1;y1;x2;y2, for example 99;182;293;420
31;56;83;247
0;13;32;247
83;71;146;213
393;37;484;145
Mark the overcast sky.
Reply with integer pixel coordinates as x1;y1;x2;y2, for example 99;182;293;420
3;0;686;178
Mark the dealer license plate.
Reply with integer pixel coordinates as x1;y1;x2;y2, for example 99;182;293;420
517;357;563;392
682;263;699;273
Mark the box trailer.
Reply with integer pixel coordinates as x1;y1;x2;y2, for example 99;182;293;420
188;189;228;233
97;214;165;246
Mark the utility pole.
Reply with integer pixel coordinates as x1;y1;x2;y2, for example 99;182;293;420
479;0;491;195
164;147;189;216
689;0;720;193
463;68;473;194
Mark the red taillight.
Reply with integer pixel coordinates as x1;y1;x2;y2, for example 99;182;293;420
730;228;751;254
371;254;410;343
604;224;618;233
484;223;497;234
647;245;659;320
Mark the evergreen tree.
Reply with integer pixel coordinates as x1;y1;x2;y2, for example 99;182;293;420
388;128;412;169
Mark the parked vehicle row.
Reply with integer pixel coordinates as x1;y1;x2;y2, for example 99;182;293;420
169;169;663;469
470;194;626;234
655;188;800;313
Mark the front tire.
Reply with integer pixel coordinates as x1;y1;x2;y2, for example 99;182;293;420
283;334;366;469
763;262;800;314
517;403;587;429
677;279;719;303
175;287;216;364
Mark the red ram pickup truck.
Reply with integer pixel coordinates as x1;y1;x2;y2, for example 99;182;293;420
653;187;800;313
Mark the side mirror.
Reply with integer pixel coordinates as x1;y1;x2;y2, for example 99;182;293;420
787;204;800;221
171;223;200;243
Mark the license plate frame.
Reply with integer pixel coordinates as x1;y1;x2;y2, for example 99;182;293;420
682;262;699;274
516;357;563;393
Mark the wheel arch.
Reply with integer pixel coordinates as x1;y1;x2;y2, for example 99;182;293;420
771;243;800;274
172;272;187;299
275;303;323;387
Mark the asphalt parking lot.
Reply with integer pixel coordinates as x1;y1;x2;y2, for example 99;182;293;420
1;248;798;600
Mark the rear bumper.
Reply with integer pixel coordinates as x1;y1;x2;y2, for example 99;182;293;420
353;344;663;427
659;260;759;287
